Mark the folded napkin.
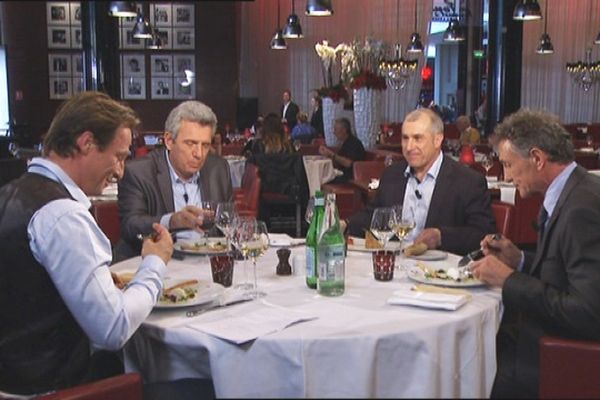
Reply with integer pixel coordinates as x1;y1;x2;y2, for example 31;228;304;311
485;176;498;182
187;306;318;344
387;285;471;311
500;186;517;205
268;233;305;247
368;178;380;190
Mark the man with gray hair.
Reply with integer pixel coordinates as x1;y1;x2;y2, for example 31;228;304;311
471;109;600;397
116;101;233;260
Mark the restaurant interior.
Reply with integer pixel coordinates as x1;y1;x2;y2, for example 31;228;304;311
1;0;600;398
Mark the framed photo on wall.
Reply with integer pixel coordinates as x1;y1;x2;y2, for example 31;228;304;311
173;28;194;50
70;2;81;25
154;28;172;49
150;54;172;77
151;77;173;99
47;2;70;25
172;4;194;27
49;77;72;99
48;26;71;49
72;54;83;76
71;27;82;49
48;53;71;76
122;77;146;100
122;53;145;77
150;4;172;27
173;79;195;100
120;27;144;49
173;54;194;76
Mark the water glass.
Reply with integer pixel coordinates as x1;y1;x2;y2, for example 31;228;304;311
372;250;395;281
210;253;235;287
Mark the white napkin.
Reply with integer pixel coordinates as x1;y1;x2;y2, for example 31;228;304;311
187;306;318;344
485;176;498;182
500;186;517;205
368;178;380;190
387;289;471;311
268;233;305;247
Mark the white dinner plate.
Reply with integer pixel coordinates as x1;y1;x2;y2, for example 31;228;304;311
174;237;230;255
406;250;448;261
347;237;401;253
155;279;225;309
406;266;484;288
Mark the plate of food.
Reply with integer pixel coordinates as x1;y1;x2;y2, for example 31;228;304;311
174;237;230;255
155;278;225;309
403;243;448;261
407;261;484;288
347;233;401;253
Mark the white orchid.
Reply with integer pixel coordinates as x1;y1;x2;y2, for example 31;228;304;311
315;40;337;86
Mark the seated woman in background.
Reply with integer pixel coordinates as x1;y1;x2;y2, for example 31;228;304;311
456;115;481;145
318;117;365;183
244;113;293;157
291;112;316;144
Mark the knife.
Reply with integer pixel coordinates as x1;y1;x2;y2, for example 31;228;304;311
186;297;253;318
457;233;502;268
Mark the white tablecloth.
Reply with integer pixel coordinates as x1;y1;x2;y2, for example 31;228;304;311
115;248;502;398
224;156;246;188
302;155;341;196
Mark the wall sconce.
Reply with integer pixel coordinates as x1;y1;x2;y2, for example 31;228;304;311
513;0;542;21
108;1;137;18
283;0;304;38
305;0;333;16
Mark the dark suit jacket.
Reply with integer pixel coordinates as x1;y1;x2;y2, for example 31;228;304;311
499;166;600;394
347;155;496;255
115;149;233;260
281;101;300;130
310;107;324;136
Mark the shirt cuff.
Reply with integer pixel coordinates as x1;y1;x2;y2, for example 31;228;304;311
160;213;173;229
516;250;525;272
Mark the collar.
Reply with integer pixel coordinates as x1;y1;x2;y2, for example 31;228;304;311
543;161;577;218
403;151;444;182
27;157;91;209
165;149;199;184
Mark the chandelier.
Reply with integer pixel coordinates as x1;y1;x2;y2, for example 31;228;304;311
566;48;600;91
379;44;418;90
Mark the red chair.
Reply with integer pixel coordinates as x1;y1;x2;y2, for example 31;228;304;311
298;144;321;156
234;163;261;218
38;372;142;400
539;336;600;398
574;150;599;170
91;200;120;247
444;123;460;140
491;201;515;239
512;192;543;246
221;144;244;156
352;160;386;182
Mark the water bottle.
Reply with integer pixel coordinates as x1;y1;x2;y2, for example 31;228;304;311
305;191;324;289
317;193;345;296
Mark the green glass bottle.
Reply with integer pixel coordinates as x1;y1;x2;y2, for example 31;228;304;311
317;193;345;296
305;191;324;289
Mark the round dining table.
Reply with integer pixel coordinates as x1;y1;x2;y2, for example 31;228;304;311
114;246;502;398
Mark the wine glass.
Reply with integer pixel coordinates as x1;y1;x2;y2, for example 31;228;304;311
293;139;302;152
215;202;238;250
586;134;594;148
370;207;396;249
392;205;416;250
240;219;269;299
481;154;494;176
231;215;255;291
198;201;216;235
8;142;19;158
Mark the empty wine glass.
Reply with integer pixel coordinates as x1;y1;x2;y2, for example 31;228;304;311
481;154;494;176
215;202;238;250
231;215;255;291
239;219;269;299
370;207;396;249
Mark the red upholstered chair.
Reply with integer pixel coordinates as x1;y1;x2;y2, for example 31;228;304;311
491;201;515;239
352;160;386;182
298;144;321;156
221;144;244;156
38;372;143;400
574;150;599;170
234;163;261;218
444;123;460;140
512;192;543;246
539;336;600;398
91;200;120;247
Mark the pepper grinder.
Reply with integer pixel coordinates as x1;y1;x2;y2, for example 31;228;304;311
276;248;292;276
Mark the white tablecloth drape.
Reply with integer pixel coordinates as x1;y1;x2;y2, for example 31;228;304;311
302;155;342;196
224;156;246;188
115;248;502;398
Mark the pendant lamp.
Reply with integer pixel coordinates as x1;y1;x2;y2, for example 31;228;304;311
271;1;287;50
108;1;137;18
536;0;553;54
283;0;304;38
305;0;333;16
513;0;542;21
406;0;423;53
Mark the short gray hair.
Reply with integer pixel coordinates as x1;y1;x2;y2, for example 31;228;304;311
335;117;353;136
164;101;218;140
491;108;574;163
403;108;444;135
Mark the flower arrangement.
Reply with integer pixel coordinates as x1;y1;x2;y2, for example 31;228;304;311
316;82;349;103
337;37;388;91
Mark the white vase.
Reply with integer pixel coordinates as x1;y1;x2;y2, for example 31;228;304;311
322;97;343;146
353;87;382;149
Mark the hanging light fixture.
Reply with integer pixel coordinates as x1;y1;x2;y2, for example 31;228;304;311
513;0;542;21
566;48;600;92
379;44;418;90
536;0;553;54
283;0;304;38
147;32;163;49
595;31;600;44
406;0;423;53
132;13;154;39
270;1;287;50
443;18;465;42
305;0;333;16
108;1;137;18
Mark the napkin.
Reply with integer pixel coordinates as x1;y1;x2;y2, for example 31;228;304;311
500;186;517;205
187;305;318;344
268;233;305;247
387;286;471;311
368;178;380;190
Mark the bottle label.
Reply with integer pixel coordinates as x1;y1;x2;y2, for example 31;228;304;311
318;244;345;280
306;246;315;278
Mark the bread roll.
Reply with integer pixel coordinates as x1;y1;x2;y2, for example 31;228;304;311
365;230;383;249
403;242;428;256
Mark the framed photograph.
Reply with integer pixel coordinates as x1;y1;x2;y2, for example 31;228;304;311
48;53;71;76
122;77;146;100
150;3;172;27
173;78;195;99
122;53;145;77
151;77;173;99
120;2;144;27
172;4;194;27
49;77;72;99
70;2;81;25
173;54;195;76
48;26;71;49
72;53;83;76
173;28;194;50
153;28;172;49
72;77;84;95
71;27;82;49
47;2;70;25
150;54;172;77
120;27;144;49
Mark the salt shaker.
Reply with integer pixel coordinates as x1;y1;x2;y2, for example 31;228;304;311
276;248;292;276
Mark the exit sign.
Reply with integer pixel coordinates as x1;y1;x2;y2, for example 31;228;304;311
473;50;485;58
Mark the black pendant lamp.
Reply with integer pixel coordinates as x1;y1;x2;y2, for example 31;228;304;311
513;0;542;21
443;18;465;42
406;0;423;53
306;0;333;16
271;1;287;50
536;0;554;54
132;13;154;39
283;0;304;38
595;31;600;44
108;1;137;18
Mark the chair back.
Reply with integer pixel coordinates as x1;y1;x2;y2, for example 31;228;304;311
539;336;600;398
38;372;142;400
298;144;321;156
235;163;261;218
221;144;244;156
352;161;386;182
91;200;120;247
491;201;515;239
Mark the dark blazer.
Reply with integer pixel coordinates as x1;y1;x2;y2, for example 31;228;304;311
115;149;233;260
281;101;300;130
347;155;496;255
498;166;600;395
310;106;324;137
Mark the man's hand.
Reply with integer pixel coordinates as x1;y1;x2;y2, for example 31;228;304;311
471;254;515;288
414;228;441;249
169;205;203;230
141;223;174;264
480;233;522;269
318;145;334;158
111;272;126;289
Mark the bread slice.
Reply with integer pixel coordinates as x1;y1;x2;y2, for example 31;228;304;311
365;230;383;249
